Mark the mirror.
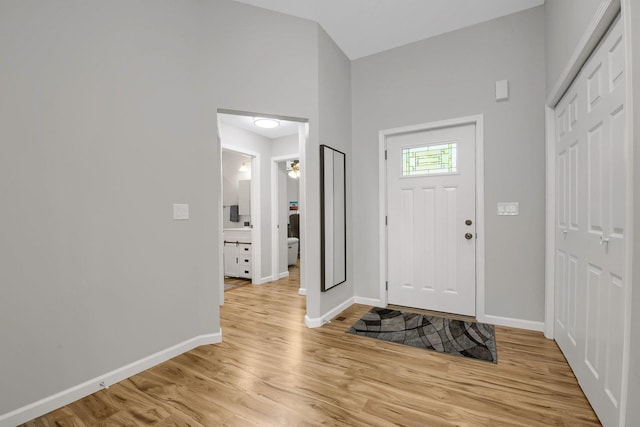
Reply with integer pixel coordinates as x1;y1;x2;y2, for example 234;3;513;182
320;145;346;292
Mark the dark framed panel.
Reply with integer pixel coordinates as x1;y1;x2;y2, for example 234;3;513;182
320;144;346;292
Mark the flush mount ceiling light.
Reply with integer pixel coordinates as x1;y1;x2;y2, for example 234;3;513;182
254;117;280;129
238;162;249;172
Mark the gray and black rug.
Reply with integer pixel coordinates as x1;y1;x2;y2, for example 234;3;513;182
347;308;497;363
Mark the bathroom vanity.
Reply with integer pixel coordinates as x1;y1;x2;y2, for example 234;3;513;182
223;228;252;280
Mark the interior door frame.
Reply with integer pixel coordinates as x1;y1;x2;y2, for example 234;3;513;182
271;152;300;282
544;1;633;424
378;114;485;319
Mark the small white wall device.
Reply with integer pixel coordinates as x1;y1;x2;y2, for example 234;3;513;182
495;80;509;101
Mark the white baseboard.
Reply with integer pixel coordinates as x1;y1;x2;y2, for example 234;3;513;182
278;271;290;279
354;296;384;307
323;296;355;323
305;297;355;329
253;276;273;285
480;314;545;332
298;288;307;296
0;331;222;427
304;315;323;328
322;297;355;323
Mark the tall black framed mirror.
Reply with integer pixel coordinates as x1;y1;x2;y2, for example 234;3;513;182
320;144;346;292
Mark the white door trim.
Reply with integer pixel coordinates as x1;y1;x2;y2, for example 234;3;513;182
619;3;634;425
297;122;309;297
544;105;556;339
545;0;621;108
379;114;485;319
544;2;633;425
271;152;300;281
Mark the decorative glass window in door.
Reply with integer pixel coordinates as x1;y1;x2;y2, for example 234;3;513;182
402;143;457;176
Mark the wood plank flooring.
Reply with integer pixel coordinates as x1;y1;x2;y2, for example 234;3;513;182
223;276;252;287
224;276;251;292
23;264;600;426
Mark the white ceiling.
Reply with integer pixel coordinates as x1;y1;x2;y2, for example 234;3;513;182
233;0;544;59
218;113;300;139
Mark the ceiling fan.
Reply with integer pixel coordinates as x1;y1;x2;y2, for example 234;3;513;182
287;160;300;179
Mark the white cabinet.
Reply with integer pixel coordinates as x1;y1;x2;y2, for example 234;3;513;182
238;179;251;215
224;242;240;277
237;243;252;278
223;229;252;279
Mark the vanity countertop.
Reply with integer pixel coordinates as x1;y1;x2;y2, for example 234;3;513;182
224;228;252;244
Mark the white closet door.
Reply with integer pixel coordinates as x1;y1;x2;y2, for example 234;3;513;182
554;15;627;427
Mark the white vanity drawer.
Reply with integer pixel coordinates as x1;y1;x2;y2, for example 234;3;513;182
239;244;251;255
239;267;252;278
239;256;251;266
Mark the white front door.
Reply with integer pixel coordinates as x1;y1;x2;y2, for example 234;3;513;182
386;123;476;316
554;15;627;427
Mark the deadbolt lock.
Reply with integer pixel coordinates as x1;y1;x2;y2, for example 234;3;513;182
465;233;473;240
465;219;473;226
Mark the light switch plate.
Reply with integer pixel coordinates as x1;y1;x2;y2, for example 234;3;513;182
173;203;189;220
497;202;519;216
496;80;509;101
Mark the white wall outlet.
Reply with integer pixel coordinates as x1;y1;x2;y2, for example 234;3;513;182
173;203;189;220
497;202;519;216
496;79;509;101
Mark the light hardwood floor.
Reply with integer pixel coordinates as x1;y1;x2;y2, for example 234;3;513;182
23;264;600;426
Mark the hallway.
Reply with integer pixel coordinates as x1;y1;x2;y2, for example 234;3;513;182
24;265;599;425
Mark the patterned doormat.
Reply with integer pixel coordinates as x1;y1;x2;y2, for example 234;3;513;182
347;308;497;363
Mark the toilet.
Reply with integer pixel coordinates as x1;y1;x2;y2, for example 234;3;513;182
287;237;299;266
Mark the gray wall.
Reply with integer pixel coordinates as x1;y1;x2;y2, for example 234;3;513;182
271;134;299;158
351;7;546;321
0;0;330;418
544;0;603;93
0;0;214;415
317;26;353;317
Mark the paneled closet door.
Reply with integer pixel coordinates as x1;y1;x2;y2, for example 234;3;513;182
554;15;627;427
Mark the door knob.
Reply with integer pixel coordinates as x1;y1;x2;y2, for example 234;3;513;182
465;233;473;240
465;219;473;226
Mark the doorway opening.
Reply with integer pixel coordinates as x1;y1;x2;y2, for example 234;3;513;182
271;156;301;286
217;110;308;305
221;148;255;291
